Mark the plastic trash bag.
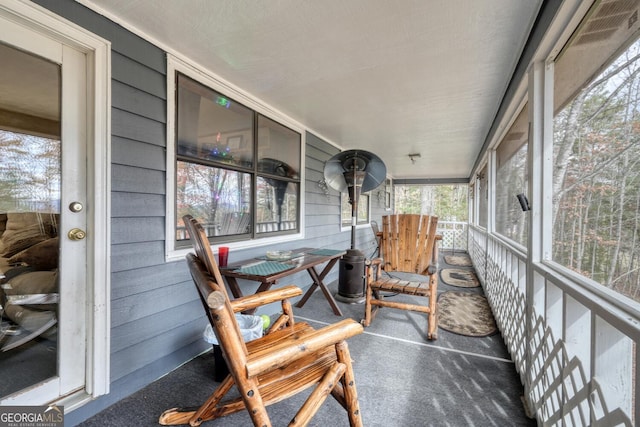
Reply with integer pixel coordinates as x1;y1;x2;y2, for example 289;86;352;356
203;313;264;345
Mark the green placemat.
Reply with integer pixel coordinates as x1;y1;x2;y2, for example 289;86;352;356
236;261;293;275
309;249;344;256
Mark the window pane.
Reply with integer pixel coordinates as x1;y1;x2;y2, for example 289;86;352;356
257;115;301;176
553;31;640;300
495;105;529;246
176;161;252;240
256;177;298;233
177;74;254;168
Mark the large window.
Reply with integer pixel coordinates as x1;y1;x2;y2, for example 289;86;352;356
552;1;640;301
495;105;529;246
175;73;301;246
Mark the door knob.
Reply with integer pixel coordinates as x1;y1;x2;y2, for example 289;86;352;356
68;228;86;241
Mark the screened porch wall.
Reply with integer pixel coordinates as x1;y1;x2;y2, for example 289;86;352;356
470;226;638;426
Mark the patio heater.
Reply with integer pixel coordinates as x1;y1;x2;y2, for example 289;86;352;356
324;150;386;303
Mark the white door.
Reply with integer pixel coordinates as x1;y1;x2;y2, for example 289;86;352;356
0;13;89;403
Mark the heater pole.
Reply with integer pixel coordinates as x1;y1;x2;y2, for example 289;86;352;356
350;164;358;250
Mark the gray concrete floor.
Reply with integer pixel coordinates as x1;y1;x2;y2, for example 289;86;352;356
80;253;535;426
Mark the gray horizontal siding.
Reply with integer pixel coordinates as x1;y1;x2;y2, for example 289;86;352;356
111;300;204;353
111;241;166;271
111;262;188;300
112;80;166;122
111;318;204;382
111;280;196;328
111;217;165;244
111;192;165;218
112;137;166;170
112;51;166;100
112;164;165;194
112;108;165;146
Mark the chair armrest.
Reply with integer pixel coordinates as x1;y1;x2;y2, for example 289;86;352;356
365;258;383;281
229;285;303;313
366;258;383;267
428;236;440;275
245;319;363;377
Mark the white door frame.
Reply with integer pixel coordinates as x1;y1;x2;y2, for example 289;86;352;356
0;0;111;409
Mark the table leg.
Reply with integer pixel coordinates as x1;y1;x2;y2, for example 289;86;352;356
296;258;343;316
225;277;243;299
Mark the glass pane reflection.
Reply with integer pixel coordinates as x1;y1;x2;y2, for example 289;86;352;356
176;161;252;240
256;177;298;233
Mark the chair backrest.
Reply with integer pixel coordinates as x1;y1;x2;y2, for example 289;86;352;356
186;252;248;367
380;214;438;275
183;215;230;299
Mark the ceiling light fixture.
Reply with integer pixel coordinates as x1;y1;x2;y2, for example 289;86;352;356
408;153;421;164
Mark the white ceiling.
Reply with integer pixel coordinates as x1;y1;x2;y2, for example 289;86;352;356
83;0;542;180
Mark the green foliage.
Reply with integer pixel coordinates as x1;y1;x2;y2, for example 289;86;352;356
394;184;468;221
552;39;640;301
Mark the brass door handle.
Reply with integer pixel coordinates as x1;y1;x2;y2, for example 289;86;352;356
68;228;86;241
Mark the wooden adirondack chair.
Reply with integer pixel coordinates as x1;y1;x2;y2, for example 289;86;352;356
159;216;364;427
362;214;440;340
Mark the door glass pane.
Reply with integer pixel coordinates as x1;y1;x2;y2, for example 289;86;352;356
0;43;60;398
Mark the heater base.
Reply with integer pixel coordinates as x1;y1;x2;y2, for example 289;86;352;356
334;293;366;305
337;249;366;305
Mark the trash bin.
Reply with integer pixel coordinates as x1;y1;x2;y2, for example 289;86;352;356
203;313;264;381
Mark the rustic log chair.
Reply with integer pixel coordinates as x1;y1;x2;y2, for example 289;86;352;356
159;216;364;427
362;214;440;340
181;215;295;333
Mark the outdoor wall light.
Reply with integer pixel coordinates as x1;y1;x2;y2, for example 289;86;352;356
517;193;530;211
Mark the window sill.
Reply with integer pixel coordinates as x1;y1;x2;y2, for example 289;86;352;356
166;231;304;263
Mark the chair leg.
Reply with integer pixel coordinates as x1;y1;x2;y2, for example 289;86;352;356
335;341;363;427
362;281;373;327
289;362;346;426
159;375;236;426
427;274;438;340
188;375;235;426
362;286;383;327
236;377;271;427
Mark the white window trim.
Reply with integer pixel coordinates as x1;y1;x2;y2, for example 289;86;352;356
166;55;306;262
0;0;112;408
